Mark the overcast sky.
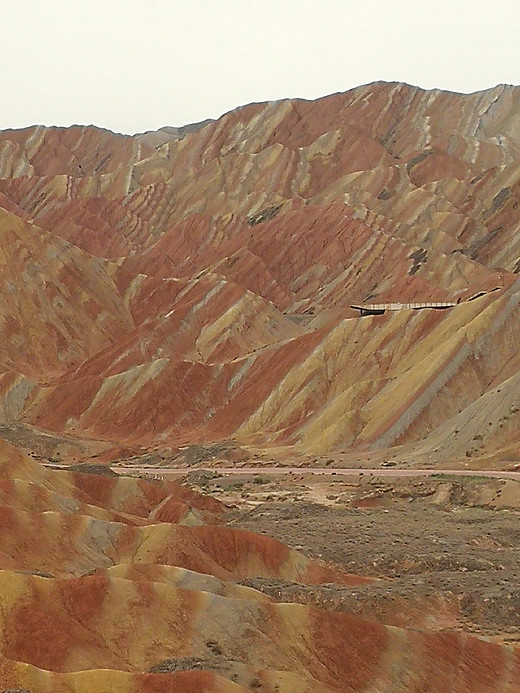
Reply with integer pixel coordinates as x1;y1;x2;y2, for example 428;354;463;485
2;0;519;134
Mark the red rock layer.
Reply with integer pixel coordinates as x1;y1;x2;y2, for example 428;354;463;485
0;441;518;693
2;83;520;459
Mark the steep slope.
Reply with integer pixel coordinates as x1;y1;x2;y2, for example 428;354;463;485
2;83;520;461
0;207;132;379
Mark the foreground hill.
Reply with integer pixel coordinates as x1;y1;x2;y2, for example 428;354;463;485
2;82;520;464
0;440;519;692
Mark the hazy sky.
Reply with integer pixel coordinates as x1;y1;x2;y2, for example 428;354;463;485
3;0;520;134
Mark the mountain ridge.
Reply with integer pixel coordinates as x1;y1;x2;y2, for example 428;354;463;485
1;81;520;465
1;82;520;692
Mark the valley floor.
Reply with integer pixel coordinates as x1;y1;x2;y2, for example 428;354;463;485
188;471;520;645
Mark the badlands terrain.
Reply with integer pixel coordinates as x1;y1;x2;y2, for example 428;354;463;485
0;81;520;690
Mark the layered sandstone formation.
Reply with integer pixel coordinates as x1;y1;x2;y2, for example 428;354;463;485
2;83;520;461
0;440;519;692
2;90;520;691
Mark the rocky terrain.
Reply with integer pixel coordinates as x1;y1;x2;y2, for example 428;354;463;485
1;82;520;690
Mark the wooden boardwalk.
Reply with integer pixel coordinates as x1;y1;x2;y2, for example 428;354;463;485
351;301;456;316
351;288;501;316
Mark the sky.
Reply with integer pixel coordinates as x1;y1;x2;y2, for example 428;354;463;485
2;0;520;134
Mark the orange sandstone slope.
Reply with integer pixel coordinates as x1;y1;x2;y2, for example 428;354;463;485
1;440;519;693
2;83;520;460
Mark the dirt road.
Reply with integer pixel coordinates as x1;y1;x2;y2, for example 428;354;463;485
111;466;520;480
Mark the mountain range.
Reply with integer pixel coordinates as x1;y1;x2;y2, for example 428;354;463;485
1;82;520;467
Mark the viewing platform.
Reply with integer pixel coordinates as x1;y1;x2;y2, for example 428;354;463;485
351;301;457;316
351;288;501;316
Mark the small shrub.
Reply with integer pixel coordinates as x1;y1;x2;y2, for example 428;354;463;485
206;639;223;656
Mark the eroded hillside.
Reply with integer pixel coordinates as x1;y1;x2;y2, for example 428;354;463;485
0;441;519;692
2;83;520;464
2;84;520;689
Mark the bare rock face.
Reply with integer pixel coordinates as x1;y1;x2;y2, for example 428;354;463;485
1;82;520;462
